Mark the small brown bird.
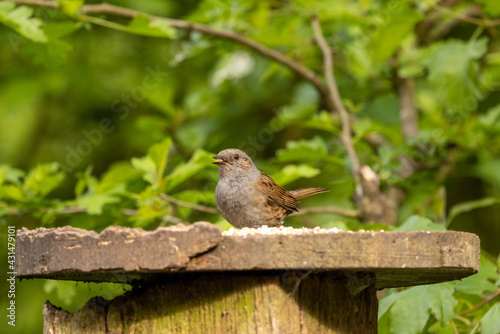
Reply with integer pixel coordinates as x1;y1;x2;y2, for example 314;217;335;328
212;148;329;228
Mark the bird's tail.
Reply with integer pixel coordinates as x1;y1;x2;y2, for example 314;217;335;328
289;187;329;199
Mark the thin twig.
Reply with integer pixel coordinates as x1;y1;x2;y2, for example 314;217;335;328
4;0;333;109
4;0;58;7
288;270;315;297
159;214;187;227
290;206;359;218
160;193;218;214
434;4;500;28
56;206;88;214
310;15;363;201
458;288;500;315
396;77;418;138
451;320;458;334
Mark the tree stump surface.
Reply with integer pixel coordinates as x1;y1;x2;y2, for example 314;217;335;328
15;223;480;334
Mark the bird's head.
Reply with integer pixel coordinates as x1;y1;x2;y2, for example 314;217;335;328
212;149;259;178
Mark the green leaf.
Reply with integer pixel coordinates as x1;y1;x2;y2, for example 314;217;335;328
44;280;130;313
477;0;500;16
127;14;177;38
276;137;332;162
381;283;457;334
0;2;47;43
378;289;401;319
23;22;80;69
23;163;65;198
97;161;140;194
76;192;121;215
480;303;500;334
55;0;83;17
479;105;500;132
397;215;446;231
0;184;27;202
447;197;500;226
165;149;213;192
455;255;500;294
368;5;422;62
132;138;173;188
74;165;94;198
423;38;488;114
134;200;168;223
148;137;173;186
270;164;321;186
131;156;157;185
303;111;337;133
472;303;500;334
0;165;24;186
73;166;127;215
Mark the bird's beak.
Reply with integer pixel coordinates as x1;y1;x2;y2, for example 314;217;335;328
212;155;227;165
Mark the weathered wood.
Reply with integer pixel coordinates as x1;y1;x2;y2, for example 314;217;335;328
16;222;222;281
43;272;378;334
16;226;479;288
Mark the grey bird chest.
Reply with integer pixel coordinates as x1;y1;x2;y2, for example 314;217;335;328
215;172;265;227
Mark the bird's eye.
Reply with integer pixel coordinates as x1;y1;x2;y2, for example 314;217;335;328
234;154;239;160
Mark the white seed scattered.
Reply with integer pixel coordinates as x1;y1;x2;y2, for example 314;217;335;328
222;225;346;236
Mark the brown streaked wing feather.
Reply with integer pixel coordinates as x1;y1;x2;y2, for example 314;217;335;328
289;187;330;199
256;173;300;212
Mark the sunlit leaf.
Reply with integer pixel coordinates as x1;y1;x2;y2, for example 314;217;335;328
76;192;121;215
368;5;422;62
131;156;157;185
396;215;446;231
477;0;500;16
148;137;172;185
423;38;488;115
23;22;80;69
23;163;66;198
55;0;83;17
379;283;457;334
97;161;141;193
44;280;130;313
455;255;500;295
0;165;25;185
0;2;47;42
276;136;329;162
270;164;320;186
471;303;500;334
127;14;177;38
165;149;213;192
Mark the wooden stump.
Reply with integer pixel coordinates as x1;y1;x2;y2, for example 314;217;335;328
43;273;378;334
15;222;480;334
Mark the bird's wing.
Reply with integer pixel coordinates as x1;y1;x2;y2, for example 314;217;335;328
256;172;300;212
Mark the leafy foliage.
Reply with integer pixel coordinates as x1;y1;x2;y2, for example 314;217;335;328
379;254;500;334
1;0;500;333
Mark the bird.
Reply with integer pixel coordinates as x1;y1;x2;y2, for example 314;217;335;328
212;148;329;228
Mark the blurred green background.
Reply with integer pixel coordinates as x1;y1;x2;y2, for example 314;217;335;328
1;0;500;333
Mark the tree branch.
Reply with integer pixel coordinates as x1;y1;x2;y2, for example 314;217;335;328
290;206;359;218
458;288;500;315
396;77;418;138
5;0;333;109
310;15;363;202
160;193;218;214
